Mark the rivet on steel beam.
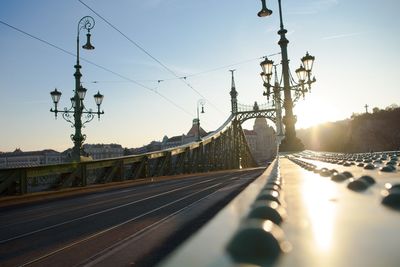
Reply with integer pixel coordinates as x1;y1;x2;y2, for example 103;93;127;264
364;163;376;170
359;175;376;185
380;165;396;172
331;173;349;182
347;178;369;191
248;201;286;225
226;219;291;265
382;184;400;210
257;190;281;204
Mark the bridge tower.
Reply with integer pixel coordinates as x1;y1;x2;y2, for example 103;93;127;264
229;69;238;115
229;70;240;168
228;70;279;163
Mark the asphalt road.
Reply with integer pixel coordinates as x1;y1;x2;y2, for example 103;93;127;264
0;167;265;267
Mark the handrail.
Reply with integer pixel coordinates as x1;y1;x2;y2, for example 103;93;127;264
1;115;235;173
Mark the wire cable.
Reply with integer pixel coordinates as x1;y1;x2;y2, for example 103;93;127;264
78;0;226;115
0;20;76;58
91;52;281;84
0;19;194;117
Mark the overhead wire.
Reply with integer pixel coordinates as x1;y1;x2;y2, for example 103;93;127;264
78;0;226;115
0;16;282;123
0;19;194;117
150;52;282;82
0;20;76;58
90;52;281;84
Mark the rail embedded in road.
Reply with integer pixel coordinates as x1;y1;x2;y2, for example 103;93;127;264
0;167;265;267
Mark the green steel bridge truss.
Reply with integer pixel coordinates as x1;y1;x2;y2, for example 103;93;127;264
0;114;267;196
0;82;278;196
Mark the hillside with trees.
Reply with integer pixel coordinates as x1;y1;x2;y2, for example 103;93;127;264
297;104;400;152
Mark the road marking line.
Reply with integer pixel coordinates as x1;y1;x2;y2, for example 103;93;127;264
81;188;224;266
0;178;217;244
18;183;223;267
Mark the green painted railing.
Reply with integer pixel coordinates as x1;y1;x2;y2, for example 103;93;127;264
0;116;256;196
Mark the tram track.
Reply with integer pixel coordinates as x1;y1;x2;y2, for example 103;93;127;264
0;168;264;267
0;173;213;230
0;177;216;244
19;182;223;266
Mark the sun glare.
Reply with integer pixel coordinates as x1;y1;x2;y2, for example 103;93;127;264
302;174;338;252
294;98;340;129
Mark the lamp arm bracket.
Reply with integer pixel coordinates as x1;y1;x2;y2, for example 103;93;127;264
82;106;92;113
82;112;95;126
78;16;95;34
62;112;75;126
50;107;74;114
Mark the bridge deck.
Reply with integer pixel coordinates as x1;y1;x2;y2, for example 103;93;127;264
0;168;264;267
161;155;400;267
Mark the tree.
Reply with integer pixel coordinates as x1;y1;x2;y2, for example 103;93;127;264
372;107;380;113
385;103;399;110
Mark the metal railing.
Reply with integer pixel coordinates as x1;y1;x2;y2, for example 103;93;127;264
0;115;257;196
237;102;273;113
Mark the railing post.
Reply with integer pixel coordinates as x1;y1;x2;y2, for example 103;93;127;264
158;152;171;177
144;157;150;178
172;153;181;175
118;160;125;180
19;169;28;195
80;163;87;186
204;141;212;172
224;130;231;169
189;148;197;173
134;156;148;179
192;147;198;173
150;157;161;177
198;143;204;172
234;122;242;169
179;148;189;174
216;134;223;170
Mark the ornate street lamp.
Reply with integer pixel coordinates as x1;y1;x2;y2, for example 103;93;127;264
50;16;104;162
257;0;316;152
196;99;206;141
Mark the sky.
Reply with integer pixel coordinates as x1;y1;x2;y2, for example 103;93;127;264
0;0;399;152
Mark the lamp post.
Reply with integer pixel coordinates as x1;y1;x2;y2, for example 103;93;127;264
196;99;206;141
50;16;104;162
257;0;316;152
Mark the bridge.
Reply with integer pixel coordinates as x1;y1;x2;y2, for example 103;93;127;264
0;71;277;196
1;72;400;266
0;72;279;265
1;150;400;267
0;0;397;266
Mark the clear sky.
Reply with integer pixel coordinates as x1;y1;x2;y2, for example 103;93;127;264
0;0;399;152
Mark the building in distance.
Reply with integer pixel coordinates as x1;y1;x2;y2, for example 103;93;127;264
0;148;63;169
131;119;208;154
82;144;124;160
243;118;277;163
0;143;126;169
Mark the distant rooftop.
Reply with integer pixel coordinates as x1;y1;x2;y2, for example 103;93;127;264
0;149;61;157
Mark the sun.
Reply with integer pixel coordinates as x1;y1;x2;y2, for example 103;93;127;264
294;97;340;129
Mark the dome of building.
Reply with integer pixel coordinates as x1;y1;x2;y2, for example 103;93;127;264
253;117;269;131
187;119;207;137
